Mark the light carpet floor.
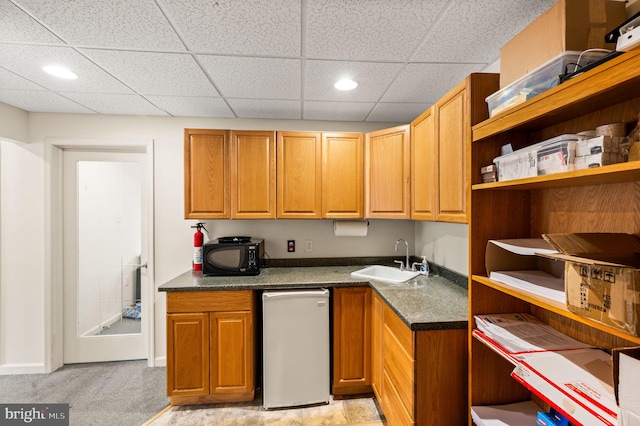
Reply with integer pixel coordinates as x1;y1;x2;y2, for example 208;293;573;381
145;395;386;426
0;360;168;426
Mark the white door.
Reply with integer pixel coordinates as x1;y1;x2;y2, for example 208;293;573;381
63;149;148;363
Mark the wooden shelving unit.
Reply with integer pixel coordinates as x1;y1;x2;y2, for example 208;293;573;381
468;48;640;424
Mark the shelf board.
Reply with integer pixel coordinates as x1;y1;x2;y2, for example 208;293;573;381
472;275;640;345
472;161;640;191
473;49;640;142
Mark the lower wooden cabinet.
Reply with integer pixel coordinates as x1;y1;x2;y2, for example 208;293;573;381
166;291;256;405
332;287;372;395
372;292;468;425
165;286;465;420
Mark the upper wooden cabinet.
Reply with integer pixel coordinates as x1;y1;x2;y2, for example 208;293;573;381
322;132;364;218
277;131;364;219
276;131;322;219
184;129;230;219
184;129;276;219
409;74;498;223
365;125;411;219
410;106;437;220
230;130;276;219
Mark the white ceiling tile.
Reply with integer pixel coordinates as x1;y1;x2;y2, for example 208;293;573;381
229;99;301;120
80;50;218;97
198;56;301;99
0;67;46;90
16;0;185;50
306;0;449;61
382;63;486;103
161;0;301;56
305;60;402;102
0;45;134;93
366;102;429;123
146;95;235;118
0;0;61;43
0;90;94;113
413;0;556;63
61;93;167;116
0;0;563;121
304;101;375;122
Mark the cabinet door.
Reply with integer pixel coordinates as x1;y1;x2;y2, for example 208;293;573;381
184;129;230;219
435;85;467;223
365;125;411;218
210;311;254;398
167;313;210;397
322;132;364;218
230;130;276;219
332;287;372;395
276;131;322;218
371;291;384;399
410;106;437;220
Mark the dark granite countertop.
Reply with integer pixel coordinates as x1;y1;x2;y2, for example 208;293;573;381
158;265;468;331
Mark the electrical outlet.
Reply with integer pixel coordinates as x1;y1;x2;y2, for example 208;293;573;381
305;240;313;252
287;240;295;252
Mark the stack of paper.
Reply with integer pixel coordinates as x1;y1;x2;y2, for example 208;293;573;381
471;401;539;425
475;313;593;356
472;313;616;426
488;270;565;303
485;238;565;304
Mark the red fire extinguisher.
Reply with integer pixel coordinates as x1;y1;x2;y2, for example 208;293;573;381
191;222;208;271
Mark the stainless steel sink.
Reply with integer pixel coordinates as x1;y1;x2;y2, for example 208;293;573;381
350;265;421;283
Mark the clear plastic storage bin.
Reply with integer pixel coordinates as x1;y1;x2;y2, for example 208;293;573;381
487;50;610;117
494;134;578;182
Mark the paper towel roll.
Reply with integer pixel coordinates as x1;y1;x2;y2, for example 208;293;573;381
333;220;368;237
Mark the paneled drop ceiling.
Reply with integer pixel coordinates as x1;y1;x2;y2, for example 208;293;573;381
0;0;556;123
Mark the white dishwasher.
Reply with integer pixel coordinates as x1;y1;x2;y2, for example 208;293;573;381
262;289;330;409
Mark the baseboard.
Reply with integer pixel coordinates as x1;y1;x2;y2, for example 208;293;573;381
0;363;46;375
154;356;166;367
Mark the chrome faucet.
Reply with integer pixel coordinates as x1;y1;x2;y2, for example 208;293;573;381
394;238;409;271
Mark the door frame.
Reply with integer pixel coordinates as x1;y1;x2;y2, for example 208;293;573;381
44;138;155;372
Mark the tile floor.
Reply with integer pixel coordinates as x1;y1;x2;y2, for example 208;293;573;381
146;395;386;426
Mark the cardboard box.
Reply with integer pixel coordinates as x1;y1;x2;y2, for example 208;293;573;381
613;347;640;426
512;348;618;426
571;135;626;169
574;135;622;157
543;233;640;336
572;151;625;169
499;0;627;88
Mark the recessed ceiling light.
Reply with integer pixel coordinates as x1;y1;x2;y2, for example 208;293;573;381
334;79;357;91
43;65;78;80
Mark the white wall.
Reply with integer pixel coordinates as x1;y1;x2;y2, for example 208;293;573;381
1;110;436;371
0;108;471;371
0;103;28;143
415;221;468;275
0;139;45;373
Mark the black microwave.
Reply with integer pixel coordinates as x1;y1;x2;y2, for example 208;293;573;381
203;237;264;276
